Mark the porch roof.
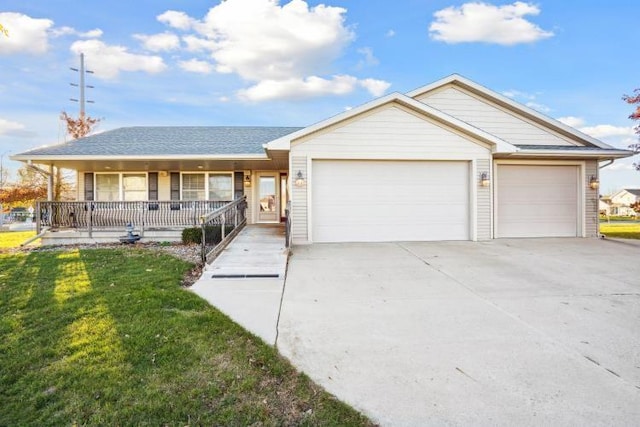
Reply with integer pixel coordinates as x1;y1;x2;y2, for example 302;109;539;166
14;126;303;157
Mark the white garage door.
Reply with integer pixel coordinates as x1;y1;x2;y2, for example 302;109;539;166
311;160;469;242
496;165;579;238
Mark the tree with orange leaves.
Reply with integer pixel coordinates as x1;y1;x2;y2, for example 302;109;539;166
623;89;640;170
60;112;100;140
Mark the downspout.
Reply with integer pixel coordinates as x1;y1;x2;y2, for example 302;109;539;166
599;159;615;169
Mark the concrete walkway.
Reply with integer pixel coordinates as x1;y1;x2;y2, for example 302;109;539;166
190;224;287;345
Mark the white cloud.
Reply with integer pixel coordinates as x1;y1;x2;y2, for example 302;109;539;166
386;29;396;38
238;75;358;102
557;116;586;128
158;0;389;101
134;32;180;52
179;58;213;74
182;35;217;52
0;12;53;55
238;74;391;102
502;89;535;100
525;101;551;113
359;78;391;97
579;124;636;139
503;88;550;113
607;161;635;171
51;26;103;38
0;118;25;135
157;10;196;31
70;40;167;79
357;47;379;67
429;2;554;45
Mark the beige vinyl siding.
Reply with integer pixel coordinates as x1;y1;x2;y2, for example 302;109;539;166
77;172;85;200
290;103;491;244
290;157;307;243
476;158;491;240
585;160;599;237
416;86;577;147
293;105;490;158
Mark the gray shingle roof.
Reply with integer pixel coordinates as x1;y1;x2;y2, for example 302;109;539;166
625;189;640;197
18;126;303;157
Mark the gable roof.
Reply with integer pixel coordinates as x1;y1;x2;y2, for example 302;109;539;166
624;189;640;197
407;74;615;150
266;92;518;153
13;126;302;159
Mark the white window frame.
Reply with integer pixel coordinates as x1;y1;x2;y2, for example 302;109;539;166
180;172;234;201
94;172;149;202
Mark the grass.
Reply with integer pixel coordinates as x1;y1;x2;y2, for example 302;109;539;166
0;231;37;249
600;222;640;239
0;248;372;426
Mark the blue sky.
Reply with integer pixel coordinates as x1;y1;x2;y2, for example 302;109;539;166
1;0;638;193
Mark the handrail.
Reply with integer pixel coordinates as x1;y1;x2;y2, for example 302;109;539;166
199;196;247;264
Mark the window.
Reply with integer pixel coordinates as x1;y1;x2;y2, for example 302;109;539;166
95;174;120;201
123;174;147;201
182;174;205;200
208;173;233;201
95;173;148;201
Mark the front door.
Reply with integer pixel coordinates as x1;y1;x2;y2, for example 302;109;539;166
257;172;279;223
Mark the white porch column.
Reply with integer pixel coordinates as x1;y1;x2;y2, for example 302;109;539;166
48;164;54;201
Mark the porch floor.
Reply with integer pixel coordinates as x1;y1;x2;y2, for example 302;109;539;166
190;224;288;345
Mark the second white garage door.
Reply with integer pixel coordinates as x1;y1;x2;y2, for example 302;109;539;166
311;160;470;242
496;164;579;238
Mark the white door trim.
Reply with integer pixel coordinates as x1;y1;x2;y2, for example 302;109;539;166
493;160;586;238
255;171;280;224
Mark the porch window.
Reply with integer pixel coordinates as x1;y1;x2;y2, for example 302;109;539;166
123;174;147;201
182;174;205;200
208;173;233;201
95;174;120;201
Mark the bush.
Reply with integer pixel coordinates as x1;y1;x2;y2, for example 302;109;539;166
182;225;235;245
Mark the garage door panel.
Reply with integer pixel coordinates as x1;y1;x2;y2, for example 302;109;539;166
312;160;469;242
497;165;578;238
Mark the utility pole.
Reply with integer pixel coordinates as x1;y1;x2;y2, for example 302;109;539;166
69;53;94;116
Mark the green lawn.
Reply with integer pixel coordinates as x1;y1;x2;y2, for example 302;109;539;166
0;231;37;249
600;222;640;239
0;248;372;426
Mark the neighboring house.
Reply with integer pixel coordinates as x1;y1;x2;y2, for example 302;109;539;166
598;198;611;216
608;189;640;216
12;74;634;243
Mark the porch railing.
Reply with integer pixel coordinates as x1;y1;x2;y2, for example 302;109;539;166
36;200;232;235
200;196;247;264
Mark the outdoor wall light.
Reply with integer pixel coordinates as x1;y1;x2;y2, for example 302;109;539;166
244;174;251;187
480;172;490;187
589;175;599;190
294;170;306;187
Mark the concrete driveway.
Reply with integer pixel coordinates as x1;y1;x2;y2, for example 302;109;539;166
277;238;640;426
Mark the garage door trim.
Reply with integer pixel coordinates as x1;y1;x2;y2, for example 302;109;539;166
307;158;477;243
493;160;585;238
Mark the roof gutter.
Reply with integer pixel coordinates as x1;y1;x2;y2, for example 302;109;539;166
502;149;634;159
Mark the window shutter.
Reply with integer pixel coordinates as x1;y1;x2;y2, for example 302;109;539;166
234;171;244;199
84;172;94;201
170;172;180;200
148;172;158;200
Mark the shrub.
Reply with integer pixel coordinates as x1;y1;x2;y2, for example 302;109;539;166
182;225;235;245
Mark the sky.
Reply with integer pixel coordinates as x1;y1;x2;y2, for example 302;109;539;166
0;0;639;194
